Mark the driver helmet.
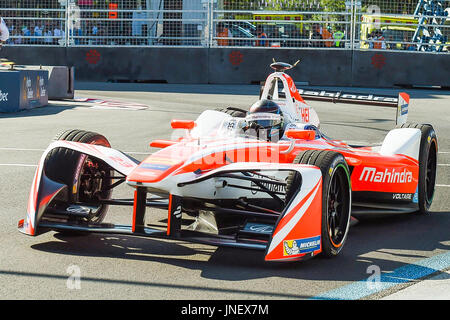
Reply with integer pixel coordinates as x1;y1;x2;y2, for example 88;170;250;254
245;99;284;141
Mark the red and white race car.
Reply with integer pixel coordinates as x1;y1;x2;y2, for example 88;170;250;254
18;61;438;262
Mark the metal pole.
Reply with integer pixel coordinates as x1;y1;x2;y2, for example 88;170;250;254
65;0;70;47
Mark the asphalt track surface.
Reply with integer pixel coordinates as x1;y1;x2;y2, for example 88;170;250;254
0;82;449;300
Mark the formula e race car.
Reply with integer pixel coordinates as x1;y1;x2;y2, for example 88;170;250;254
18;61;438;262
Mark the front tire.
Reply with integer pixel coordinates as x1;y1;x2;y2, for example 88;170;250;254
45;129;112;224
286;150;352;258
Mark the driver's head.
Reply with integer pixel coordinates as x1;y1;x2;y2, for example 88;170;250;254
245;99;284;141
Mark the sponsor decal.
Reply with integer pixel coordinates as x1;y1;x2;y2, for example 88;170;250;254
412;186;419;203
24;77;33;99
283;236;321;256
289;78;296;93
173;205;182;218
229;51;243;66
371;53;386;70
0;90;8;102
250;180;286;195
244;223;274;234
300;107;309;122
359;167;413;184
392;193;413;200
147;157;179;165
140;163;171;171
38;76;46;97
400;103;408;116
66;205;91;214
108;155;135;168
297;89;398;104
86;49;101;65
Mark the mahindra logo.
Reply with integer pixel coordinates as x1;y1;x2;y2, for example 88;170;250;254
297;89;398;103
359;167;413;184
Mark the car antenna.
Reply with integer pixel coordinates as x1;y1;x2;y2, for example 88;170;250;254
270;59;301;72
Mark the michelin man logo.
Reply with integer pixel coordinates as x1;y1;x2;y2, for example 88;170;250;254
284;240;300;255
283;236;321;256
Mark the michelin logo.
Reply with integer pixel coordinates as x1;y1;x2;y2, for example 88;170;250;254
283;236;321;256
0;90;8;102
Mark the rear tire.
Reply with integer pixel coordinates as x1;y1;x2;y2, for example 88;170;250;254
286;150;352;258
45;129;112;224
396;122;438;214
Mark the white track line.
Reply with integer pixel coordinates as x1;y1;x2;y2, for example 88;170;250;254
0;147;151;155
0;164;37;167
436;184;450;187
0;147;45;151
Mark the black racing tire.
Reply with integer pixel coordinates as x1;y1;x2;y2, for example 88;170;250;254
215;106;247;118
286;150;352;258
45;129;112;224
396;122;438;214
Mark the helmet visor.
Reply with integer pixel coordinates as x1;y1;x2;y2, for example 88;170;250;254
245;113;282;129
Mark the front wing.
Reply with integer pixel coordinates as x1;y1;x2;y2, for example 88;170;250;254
18;141;324;262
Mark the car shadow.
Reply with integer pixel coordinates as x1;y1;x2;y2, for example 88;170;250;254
0;104;75;118
30;211;450;285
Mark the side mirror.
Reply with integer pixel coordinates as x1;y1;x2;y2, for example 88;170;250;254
285;129;315;140
171;119;196;130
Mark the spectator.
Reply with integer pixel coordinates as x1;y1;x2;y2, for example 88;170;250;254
255;25;268;47
310;23;323;47
270;28;281;47
0;16;9;47
373;30;386;50
22;24;30;45
216;22;231;46
92;24;98;45
13;29;22;45
367;31;375;49
402;35;415;51
285;26;300;47
333;26;345;48
53;23;62;45
321;25;334;47
44;28;53;45
35;23;44;44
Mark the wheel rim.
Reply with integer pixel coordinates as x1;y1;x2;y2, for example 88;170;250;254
425;142;437;206
327;165;350;247
77;156;111;223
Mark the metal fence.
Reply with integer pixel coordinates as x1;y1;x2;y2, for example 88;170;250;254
1;0;449;52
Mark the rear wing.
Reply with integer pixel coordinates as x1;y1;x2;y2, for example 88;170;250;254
296;88;410;126
260;82;409;126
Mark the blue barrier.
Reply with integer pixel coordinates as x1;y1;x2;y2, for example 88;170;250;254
0;69;48;113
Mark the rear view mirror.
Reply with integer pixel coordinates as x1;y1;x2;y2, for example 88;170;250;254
171;119;196;130
285;129;315;140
